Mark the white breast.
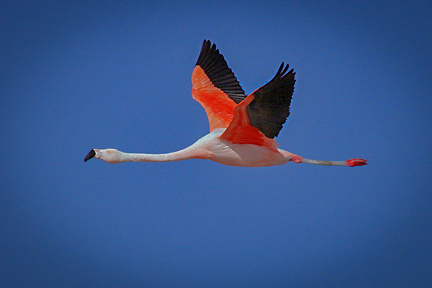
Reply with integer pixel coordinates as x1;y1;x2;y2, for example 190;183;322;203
195;129;288;167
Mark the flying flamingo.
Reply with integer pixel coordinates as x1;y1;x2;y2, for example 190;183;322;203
84;40;367;167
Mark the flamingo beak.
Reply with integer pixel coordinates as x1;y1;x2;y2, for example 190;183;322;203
84;149;96;162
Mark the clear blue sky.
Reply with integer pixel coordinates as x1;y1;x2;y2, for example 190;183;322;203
1;1;431;287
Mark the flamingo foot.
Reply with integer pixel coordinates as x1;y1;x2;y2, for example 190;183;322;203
346;158;368;167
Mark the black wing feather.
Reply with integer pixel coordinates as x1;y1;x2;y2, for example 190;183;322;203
246;63;296;138
196;40;247;104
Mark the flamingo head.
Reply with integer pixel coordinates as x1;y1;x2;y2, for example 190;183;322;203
84;148;123;164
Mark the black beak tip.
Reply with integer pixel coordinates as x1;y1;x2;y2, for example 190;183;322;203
84;149;96;162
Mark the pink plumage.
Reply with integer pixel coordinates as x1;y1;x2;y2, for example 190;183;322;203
84;40;367;168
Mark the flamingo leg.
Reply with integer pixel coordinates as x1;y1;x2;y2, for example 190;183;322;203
300;157;367;167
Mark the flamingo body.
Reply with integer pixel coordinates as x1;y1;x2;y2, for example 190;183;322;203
84;40;367;168
191;128;289;167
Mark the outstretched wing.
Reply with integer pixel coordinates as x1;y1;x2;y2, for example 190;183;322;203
192;40;247;131
220;63;295;147
247;63;295;138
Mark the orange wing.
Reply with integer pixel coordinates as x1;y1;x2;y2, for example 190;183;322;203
192;40;246;131
220;95;279;151
220;63;295;150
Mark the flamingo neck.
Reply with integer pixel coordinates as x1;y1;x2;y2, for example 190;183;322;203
119;147;206;163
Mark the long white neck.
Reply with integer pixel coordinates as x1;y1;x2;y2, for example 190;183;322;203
118;146;205;163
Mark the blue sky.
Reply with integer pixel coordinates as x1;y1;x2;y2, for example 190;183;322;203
1;1;431;287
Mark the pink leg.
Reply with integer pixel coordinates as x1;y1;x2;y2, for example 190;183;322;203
290;155;303;163
280;150;367;167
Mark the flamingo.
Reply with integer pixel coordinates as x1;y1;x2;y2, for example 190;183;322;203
84;40;367;168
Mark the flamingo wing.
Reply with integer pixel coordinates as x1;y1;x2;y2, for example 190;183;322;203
192;40;247;131
220;63;295;148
